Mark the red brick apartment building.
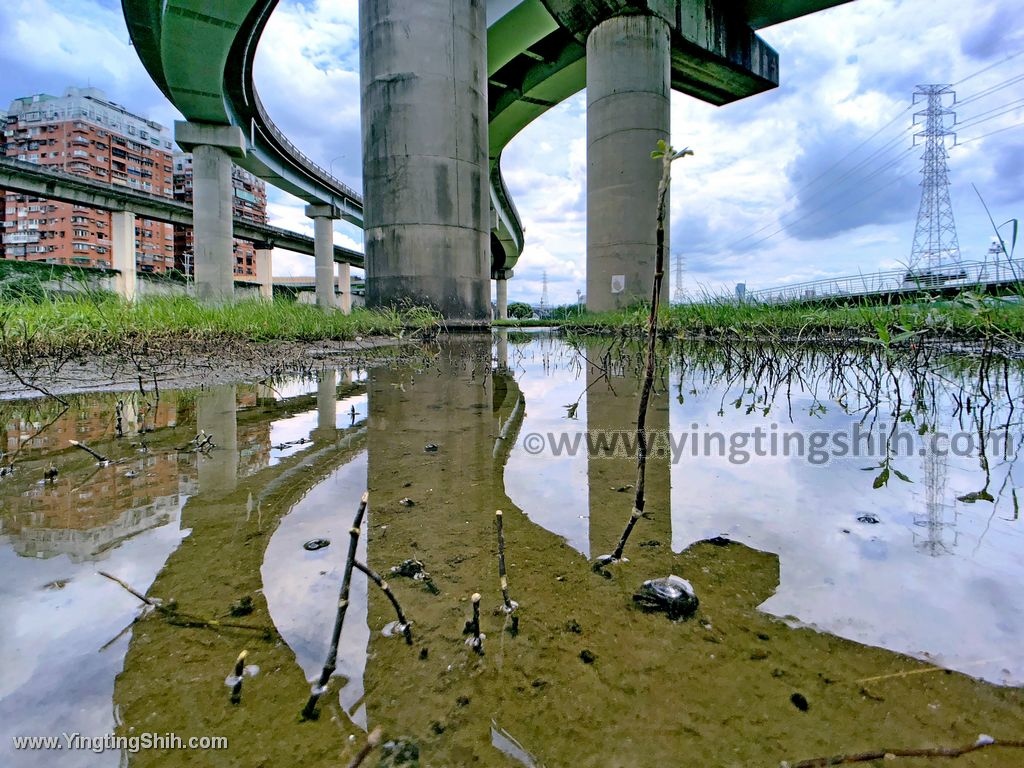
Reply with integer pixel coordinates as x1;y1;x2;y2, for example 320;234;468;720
1;87;269;283
172;154;268;280
0;87;176;272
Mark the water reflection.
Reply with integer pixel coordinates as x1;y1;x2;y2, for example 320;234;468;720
6;336;1024;766
262;453;370;729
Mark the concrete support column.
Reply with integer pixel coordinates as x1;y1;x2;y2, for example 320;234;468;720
493;269;511;320
586;14;671;312
111;210;136;301
360;0;490;325
337;263;352;314
306;204;339;310
175;123;246;304
254;244;273;301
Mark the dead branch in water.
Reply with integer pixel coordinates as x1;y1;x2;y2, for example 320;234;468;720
785;735;1024;767
353;560;413;645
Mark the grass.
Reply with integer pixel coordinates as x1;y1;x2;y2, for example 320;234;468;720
497;292;1024;345
0;294;440;359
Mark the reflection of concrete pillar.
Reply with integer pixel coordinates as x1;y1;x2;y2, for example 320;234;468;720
196;385;239;494
586;343;671;559
316;369;337;436
495;329;509;371
360;0;490;323
111;210;136;301
337;263;352;315
306;205;339;310
255;382;276;407
254;244;273;300
175;123;247;304
586;15;671;312
363;336;495;721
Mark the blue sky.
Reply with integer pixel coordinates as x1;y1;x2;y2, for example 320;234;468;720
1;0;1023;304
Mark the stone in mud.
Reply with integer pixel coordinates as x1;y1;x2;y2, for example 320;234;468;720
303;538;330;551
633;575;699;620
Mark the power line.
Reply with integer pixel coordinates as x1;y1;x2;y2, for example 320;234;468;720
734;149;917;251
953;47;1024;87
726;119;913;250
955;119;1024;146
956;73;1024;107
955;97;1024;131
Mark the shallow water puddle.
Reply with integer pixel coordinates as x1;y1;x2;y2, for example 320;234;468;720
3;334;1023;766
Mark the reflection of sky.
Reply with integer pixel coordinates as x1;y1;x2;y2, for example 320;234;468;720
267;394;368;466
261;452;370;729
0;510;187;768
669;375;1024;686
504;337;590;556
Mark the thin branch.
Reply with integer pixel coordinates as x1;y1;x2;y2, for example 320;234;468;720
786;736;1024;767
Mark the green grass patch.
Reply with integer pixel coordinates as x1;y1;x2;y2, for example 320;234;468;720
0;294;439;359
500;293;1024;345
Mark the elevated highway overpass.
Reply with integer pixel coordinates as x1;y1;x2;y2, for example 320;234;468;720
122;0;853;320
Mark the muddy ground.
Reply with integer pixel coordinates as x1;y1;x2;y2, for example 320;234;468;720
0;336;419;401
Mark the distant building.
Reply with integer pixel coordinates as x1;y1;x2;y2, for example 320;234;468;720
172;154;268;281
0;87;175;272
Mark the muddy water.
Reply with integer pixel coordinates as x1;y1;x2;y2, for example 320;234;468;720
3;332;1024;767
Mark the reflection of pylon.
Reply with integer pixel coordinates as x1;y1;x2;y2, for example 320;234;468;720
910;85;961;271
540;270;549;311
913;440;958;556
672;253;685;303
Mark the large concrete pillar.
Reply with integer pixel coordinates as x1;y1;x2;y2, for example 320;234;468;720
111;209;136;301
305;204;339;310
175;123;247;304
586;14;671;313
254;243;273;300
360;0;490;325
337;263;352;314
494;269;511;320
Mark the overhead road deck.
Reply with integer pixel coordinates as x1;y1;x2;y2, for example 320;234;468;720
122;0;854;276
0;157;363;266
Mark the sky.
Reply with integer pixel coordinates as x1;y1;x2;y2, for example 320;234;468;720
1;0;1023;305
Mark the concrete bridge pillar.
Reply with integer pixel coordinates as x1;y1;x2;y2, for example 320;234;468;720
174;123;247;304
305;204;339;310
585;14;671;313
111;209;136;301
254;242;273;301
493;268;512;320
337;263;352;314
359;0;490;325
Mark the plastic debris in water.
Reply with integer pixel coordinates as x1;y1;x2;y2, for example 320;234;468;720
490;721;543;768
382;620;410;638
633;574;699;620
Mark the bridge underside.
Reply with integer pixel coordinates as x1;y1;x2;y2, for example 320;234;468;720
122;0;855;318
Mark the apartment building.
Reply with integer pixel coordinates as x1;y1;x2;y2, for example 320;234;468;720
0;87;175;272
172;154;268;280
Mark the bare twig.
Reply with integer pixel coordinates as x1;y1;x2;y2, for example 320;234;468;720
495;510;519;634
302;491;368;720
69;439;108;463
345;726;383;768
228;650;247;704
98;570;154;605
786;735;1024;767
353;560;413;644
599;142;692;568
